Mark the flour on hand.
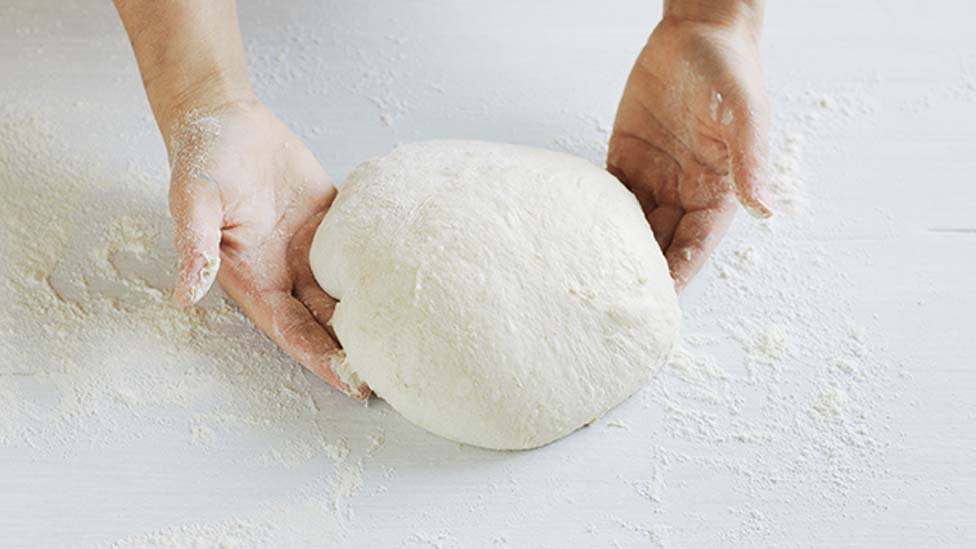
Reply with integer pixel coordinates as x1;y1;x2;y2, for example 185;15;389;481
309;140;680;450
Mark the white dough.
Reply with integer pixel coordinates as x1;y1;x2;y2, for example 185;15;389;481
309;141;680;450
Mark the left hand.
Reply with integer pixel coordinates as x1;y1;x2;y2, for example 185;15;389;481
608;14;773;290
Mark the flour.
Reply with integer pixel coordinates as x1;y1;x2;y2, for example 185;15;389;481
611;89;903;545
603;418;631;430
0;7;912;545
0;104;381;546
0;86;903;547
0;110;323;439
100;520;277;549
93;497;353;549
631;467;665;503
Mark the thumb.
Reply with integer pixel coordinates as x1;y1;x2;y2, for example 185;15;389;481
169;174;223;306
724;97;774;219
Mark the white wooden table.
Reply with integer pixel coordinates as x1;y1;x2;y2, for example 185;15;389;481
1;1;973;547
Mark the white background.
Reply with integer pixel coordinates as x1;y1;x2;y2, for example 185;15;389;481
1;1;974;547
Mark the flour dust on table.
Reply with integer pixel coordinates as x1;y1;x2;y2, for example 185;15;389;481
310;140;681;450
1;0;942;542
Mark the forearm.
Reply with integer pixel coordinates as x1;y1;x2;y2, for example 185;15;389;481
114;0;254;137
663;0;765;37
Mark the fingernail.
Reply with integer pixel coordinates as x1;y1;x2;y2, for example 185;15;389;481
744;200;773;220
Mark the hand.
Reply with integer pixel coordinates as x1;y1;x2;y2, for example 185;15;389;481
113;1;366;398
164;96;370;399
608;13;772;290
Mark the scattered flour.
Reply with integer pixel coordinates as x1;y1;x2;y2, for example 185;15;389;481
0;87;902;546
0;103;383;546
0;7;915;546
92;497;354;549
612;87;903;544
98;520;278;549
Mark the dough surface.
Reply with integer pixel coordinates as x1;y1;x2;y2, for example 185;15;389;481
310;141;680;450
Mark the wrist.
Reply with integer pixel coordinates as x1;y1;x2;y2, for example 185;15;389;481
114;0;254;139
663;0;765;39
148;66;255;139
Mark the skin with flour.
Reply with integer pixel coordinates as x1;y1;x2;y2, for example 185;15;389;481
112;0;772;398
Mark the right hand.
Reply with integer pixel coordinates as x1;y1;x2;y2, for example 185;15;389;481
162;91;369;400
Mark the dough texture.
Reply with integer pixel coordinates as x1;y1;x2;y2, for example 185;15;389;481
310;141;680;450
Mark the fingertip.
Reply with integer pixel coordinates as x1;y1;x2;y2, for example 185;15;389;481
671;275;687;295
741;198;774;220
267;296;370;401
664;217;724;294
169;176;223;306
349;384;372;401
727;123;774;221
174;252;220;306
729;156;773;219
730;164;774;220
669;270;688;295
326;350;371;400
665;250;693;295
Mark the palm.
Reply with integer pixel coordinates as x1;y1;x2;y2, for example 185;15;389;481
608;19;770;290
168;101;368;398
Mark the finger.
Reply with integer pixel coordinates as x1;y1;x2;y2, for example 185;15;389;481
664;201;736;292
293;262;339;340
608;160;659;242
265;291;370;400
646;204;684;251
288;209;338;336
218;266;370;401
723;98;773;219
169;173;223;306
284;194;369;399
608;131;679;214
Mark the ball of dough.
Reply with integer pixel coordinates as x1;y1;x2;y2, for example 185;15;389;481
310;141;679;450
